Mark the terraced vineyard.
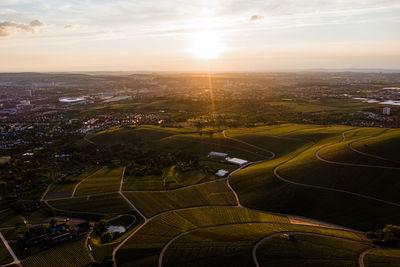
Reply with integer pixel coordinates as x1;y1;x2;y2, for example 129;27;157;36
124;180;237;217
74;167;124;196
364;249;400;267
22;237;92;267
48;192;133;214
10;124;400;267
255;234;371;267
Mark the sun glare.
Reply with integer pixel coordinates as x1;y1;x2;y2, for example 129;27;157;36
191;31;223;60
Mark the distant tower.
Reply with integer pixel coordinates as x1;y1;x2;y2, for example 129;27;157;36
25;89;32;98
383;107;391;115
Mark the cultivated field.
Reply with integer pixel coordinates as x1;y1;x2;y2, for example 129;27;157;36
22;237;92;267
48;193;133;214
124;180;237;217
75;167;124;196
256;233;370;267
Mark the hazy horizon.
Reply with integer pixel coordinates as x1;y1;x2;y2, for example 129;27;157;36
1;0;400;71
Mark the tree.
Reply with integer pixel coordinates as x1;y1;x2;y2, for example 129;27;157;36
100;232;113;243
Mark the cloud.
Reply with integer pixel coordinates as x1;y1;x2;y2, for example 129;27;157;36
250;15;264;21
0;20;45;37
64;24;74;29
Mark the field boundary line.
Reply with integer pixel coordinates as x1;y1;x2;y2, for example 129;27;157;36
0;232;21;267
358;247;381;267
119;166;148;220
157;222;370;267
349;129;400;165
71;167;106;198
316;129;400;170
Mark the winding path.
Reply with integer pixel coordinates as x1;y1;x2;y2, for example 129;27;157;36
358;247;380;267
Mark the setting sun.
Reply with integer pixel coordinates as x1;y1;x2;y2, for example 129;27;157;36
191;31;224;60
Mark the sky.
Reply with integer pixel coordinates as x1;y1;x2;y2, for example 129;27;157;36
1;0;400;72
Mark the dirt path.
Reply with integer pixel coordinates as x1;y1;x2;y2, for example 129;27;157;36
157;222;369;267
71;167;105;198
0;232;21;267
316;129;400;170
349;129;400;165
358;247;381;267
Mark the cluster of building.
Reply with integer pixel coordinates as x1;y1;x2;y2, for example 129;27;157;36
21;220;91;249
77;113;163;134
208;151;249;177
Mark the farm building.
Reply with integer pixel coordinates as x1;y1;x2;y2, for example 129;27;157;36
215;169;229;177
225;157;248;166
208;151;228;158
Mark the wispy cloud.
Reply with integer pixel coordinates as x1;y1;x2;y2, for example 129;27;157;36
0;19;45;36
250;15;263;21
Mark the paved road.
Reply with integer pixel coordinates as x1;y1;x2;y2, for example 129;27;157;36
252;231;372;267
0;232;22;267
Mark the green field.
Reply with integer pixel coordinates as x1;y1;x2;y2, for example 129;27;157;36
364;249;400;267
256;234;371;267
48;193;133;214
352;128;400;162
115;206;289;266
22;237;92;267
75;167;123;196
124;180;237;217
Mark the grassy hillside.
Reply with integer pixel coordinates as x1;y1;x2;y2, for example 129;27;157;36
364;249;400;267
115;206;289;266
229;125;400;230
75;167;123;196
352;128;400;162
124;180;237;217
256;234;370;267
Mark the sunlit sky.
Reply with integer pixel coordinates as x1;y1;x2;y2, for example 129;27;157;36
1;0;400;72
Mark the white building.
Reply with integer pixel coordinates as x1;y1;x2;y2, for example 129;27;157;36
225;157;248;166
209;152;228;158
215;169;229;177
383;107;391;115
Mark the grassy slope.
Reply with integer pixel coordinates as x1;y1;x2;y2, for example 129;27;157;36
230;125;400;230
75;167;123;196
48;193;133;214
364;249;400;267
22;237;92;267
116;206;289;266
45;168;99;199
352;128;400;162
124;180;236;217
163;224;365;267
256;234;370;267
